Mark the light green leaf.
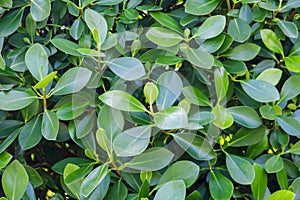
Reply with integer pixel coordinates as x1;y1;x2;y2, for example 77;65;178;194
212;105;234;129
154;180;186;200
0;54;5;70
284;55;300;72
150;12;182;34
51;38;83;57
53;67;92;95
0;152;12;170
194;15;226;39
228;126;266;147
214;67;229;101
0;0;12;8
25;43;49;81
184;47;214;69
2;160;29;200
259;105;277;120
251;163;268;200
18;117;42;150
227;106;262;128
173;133;216;160
228;18;251;42
144;82;159;105
241;80;280;102
84;9;107;44
33;71;57;89
63;164;82;199
157;160;199;188
209;171;233;200
146;27;183;47
99;90;147;112
287;141;300;155
0;90;37;111
57;100;89;121
280;74;300;102
113;126;151;157
185;0;220;15
42;110;59;140
260;29;283;55
277;116;300;136
154;107;188;130
266;190;295;200
0;9;24;37
226;154;255;184
182;86;211;107
256;68;282;85
277;20;298;39
223;43;261;61
128;147;174;171
108;57;145;81
265;155;283;173
30;0;51;21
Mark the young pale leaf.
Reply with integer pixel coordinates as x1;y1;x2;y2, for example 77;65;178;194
228;18;251;42
209;171;233;200
157;160;199;188
284;55;300;72
51;38;83;57
256;68;282;86
277;20;298;38
182;86;211;106
0;9;24;37
53;67;92;95
0;152;12;170
84;9;107;44
113;126;151;157
251;163;268;200
33;71;57;89
30;0;51;21
108;57;145;81
63;164;82;199
144;82;159;105
2;160;29;200
154;180;186;200
150;12;182;34
42;110;59;140
128;147;174;171
227;106;262;128
99;90;147;112
241;80;280;102
25;43;49;81
0;90;37;111
266;190;295;200
214;67;229;101
226;154;255;185
173;133;216;160
229;126;266;147
265;155;283;173
146;27;183;47
154;107;188;130
287;141;300;155
276;116;300;136
18;117;42;150
185;0;220;15
212;105;234;129
194;15;226;39
80;164;109;197
223;43;261;61
280;74;300;102
260;29;283;55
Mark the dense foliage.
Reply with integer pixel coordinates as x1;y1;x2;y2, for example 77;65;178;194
0;0;300;199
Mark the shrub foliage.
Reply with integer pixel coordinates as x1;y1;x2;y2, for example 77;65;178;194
0;0;300;199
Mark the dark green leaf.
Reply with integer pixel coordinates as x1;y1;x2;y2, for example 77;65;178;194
223;43;261;61
51;38;83;57
209;171;233;200
194;15;226;39
0;90;37;111
228;18;251;42
229;126;267;147
18;117;42;150
265;155;283;173
30;0;51;21
42;110;59;140
150;12;182;34
227;106;262;128
0;9;24;37
185;0;220;15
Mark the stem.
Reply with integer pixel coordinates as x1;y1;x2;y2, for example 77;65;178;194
226;0;231;11
42;88;47;110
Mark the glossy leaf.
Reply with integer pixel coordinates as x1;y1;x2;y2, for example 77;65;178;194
0;90;37;111
154;107;188;130
51;38;83;57
30;0;51;21
194;15;226;39
251;163;268;200
223;43;261;61
154;180;186;200
256;68;282;86
266;190;295;200
84;9;107;44
209;171;233;200
277;116;300;136
0;9;24;37
227;106;262;128
184;47;214;69
18;117;42;150
280;75;300;102
228;18;251;42
229;126;267;147
150;12;182;34
144;82;159;105
265;155;283;173
212;105;234;129
185;0;220;15
260;29;283;55
277;20;298;39
146;27;183;47
42;110;59;140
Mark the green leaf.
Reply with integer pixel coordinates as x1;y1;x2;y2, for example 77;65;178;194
185;0;220;15
2;160;29;200
0;9;24;37
0;54;5;70
128;147;174;171
113;126;151;157
277;20;298;39
251;163;268;200
209;171;233;200
182;86;211;107
33;71;57;89
259;105;277;120
173;133;216;160
265;155;283;173
144;82;159;105
51;38;83;57
155;56;184;65
18;117;42;150
184;47;214;69
241;80;280;102
227;106;262;128
99;90;147;112
108;57;145;81
53;67;92;95
0;90;37;111
229;126;266;147
287;141;300;155
201;34;226;53
212;105;234;129
25;43;49;81
0;129;20;154
284;55;300;72
70;18;84;40
226;154;255;184
157;160;199;188
223;43;261;61
84;9;107;44
260;29;284;55
30;0;51;21
57;100;89;120
256;68;282;86
105;179;128;200
194;15;226;39
0;152;12;170
63;164;82;199
150;12;182;34
214;67;229;101
42;110;59;140
154;180;186;200
0;0;12;8
228;18;251;42
266;190;295;200
146;27;183;47
154;107;188;130
280;74;300;102
80;164;109;197
23;164;43;188
277;116;300;136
